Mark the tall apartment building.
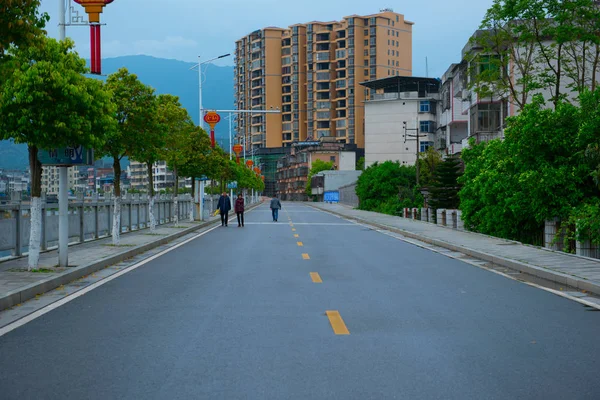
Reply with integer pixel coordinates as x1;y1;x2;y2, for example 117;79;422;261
234;9;413;150
41;166;78;195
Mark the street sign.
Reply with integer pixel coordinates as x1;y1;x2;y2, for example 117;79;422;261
324;191;339;203
38;146;94;166
196;175;209;181
227;181;238;189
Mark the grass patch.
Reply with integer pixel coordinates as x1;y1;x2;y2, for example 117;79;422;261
172;225;188;228
8;267;58;273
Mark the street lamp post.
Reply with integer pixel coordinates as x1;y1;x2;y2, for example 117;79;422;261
189;53;230;220
190;53;230;130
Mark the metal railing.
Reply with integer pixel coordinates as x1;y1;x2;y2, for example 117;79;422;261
0;193;193;259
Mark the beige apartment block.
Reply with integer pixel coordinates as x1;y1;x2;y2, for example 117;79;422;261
41;166;78;195
234;9;413;150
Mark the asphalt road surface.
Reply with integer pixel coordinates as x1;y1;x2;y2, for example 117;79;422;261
1;202;600;399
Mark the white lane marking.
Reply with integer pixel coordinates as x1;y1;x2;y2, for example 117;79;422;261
243;222;354;226
308;205;600;311
0;223;224;337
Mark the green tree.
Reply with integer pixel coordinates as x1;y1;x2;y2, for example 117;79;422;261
0;0;49;58
356;156;365;171
355;161;422;215
103;68;157;240
157;94;193;224
0;37;115;268
428;156;463;210
459;91;600;245
417;147;443;187
470;0;600;109
305;159;334;197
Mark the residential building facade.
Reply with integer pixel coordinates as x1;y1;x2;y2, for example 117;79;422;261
41;166;78;195
277;140;357;201
362;76;440;167
234;9;413;151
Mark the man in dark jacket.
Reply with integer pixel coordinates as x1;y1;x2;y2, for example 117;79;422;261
217;192;231;226
270;195;282;222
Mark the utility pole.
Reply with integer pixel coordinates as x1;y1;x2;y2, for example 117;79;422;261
403;116;429;186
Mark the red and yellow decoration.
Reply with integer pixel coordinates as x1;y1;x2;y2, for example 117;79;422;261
245;160;254;168
74;0;114;75
232;144;243;164
203;111;221;148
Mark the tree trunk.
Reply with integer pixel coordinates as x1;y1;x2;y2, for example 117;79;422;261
592;44;599;92
27;146;43;270
147;162;156;231
112;157;122;245
190;176;195;222
173;167;179;226
554;43;563;108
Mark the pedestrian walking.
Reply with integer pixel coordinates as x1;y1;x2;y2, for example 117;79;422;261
217;192;231;227
235;193;245;227
270;195;282;222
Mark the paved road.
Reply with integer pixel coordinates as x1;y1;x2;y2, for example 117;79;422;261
1;203;600;399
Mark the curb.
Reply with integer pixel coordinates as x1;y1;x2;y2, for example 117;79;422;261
0;201;264;311
309;204;600;297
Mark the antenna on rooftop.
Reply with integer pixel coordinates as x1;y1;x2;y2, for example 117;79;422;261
426;57;429;78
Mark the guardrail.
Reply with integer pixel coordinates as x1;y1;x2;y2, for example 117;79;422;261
0;193;193;259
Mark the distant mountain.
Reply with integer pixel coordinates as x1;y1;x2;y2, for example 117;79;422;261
0;55;234;170
0;140;29;171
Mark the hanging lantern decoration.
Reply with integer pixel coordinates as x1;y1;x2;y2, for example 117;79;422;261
261;175;265;181
246;160;254;169
203;111;221;148
232;144;243;164
73;0;114;75
253;167;260;175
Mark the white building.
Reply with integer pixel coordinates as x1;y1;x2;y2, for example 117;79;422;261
362;76;440;167
438;62;469;156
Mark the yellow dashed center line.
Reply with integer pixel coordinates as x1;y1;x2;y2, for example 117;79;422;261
310;272;322;283
294;234;299;238
292;228;296;232
326;311;350;335
297;242;303;247
302;253;310;260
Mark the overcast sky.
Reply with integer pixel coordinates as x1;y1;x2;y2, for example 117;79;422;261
39;0;493;78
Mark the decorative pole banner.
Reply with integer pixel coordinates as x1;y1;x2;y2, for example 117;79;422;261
203;111;221;148
74;0;114;75
232;144;243;164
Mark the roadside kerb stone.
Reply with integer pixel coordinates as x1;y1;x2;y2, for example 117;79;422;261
0;201;263;311
309;204;600;297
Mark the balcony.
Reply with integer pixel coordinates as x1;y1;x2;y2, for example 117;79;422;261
316;33;330;42
315;52;330;61
316;72;330;81
316;82;330;91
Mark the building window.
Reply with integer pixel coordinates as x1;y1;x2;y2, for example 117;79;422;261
476;54;501;74
364;39;368;46
420;141;433;152
420;120;435;133
470;102;502;132
419;101;430;113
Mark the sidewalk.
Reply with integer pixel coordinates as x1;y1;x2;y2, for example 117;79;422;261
0;201;263;311
310;203;600;296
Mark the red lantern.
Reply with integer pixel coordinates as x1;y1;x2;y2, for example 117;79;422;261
232;144;243;164
246;160;254;168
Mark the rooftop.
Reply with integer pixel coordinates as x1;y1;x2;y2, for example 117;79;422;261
360;76;441;93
